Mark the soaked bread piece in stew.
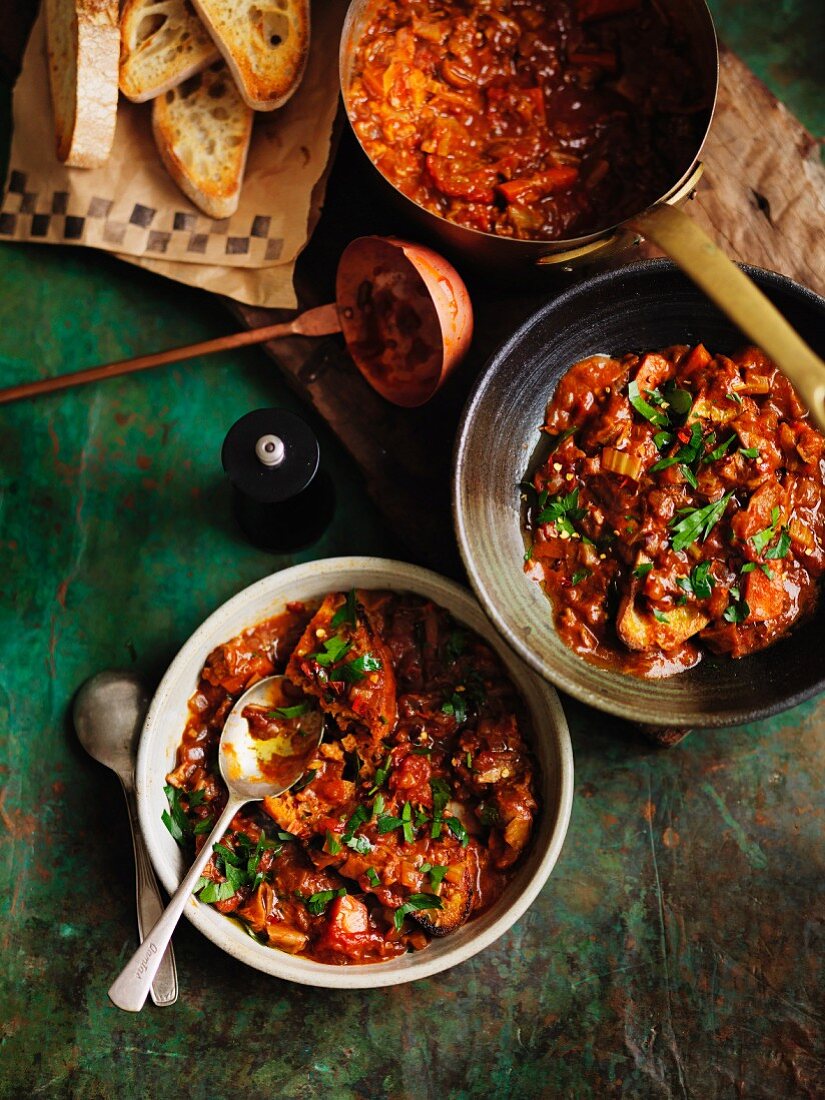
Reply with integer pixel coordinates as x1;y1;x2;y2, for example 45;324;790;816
286;591;398;747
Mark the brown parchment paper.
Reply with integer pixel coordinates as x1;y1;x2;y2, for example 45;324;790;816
0;1;348;307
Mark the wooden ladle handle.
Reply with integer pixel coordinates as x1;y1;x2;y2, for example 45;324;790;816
629;203;825;434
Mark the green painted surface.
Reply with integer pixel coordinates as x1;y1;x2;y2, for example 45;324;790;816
1;7;824;1099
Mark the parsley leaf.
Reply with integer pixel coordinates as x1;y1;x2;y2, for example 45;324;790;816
571;569;590;586
342;804;370;844
329;652;382;684
325;830;342;855
441;692;468;725
628;380;669;428
739;447;759;459
393;893;443;931
445;816;469;847
427;865;449;891
161;784;189;843
633;562;654;579
723;599;750;624
689;560;715;600
652;609;670;623
444;630;468;664
670;492;733;553
330;589;357;629
310;634;352;667
764;528;791;560
703;435;737;464
536;488;586;537
366;867;380;887
302;887;347;917
544;426;577;452
268;702;310;720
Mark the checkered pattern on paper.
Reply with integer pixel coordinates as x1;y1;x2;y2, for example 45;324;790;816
0;172;286;265
0;6;346;272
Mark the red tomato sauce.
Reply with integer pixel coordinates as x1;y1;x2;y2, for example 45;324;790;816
165;592;539;964
347;0;709;240
525;345;825;676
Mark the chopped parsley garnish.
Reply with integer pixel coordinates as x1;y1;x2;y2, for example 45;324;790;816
536;488;586;537
376;813;404;835
195;830;281;904
751;509;790;560
652;609;670;623
342;804;370;844
465;751;473;770
690;561;715;600
329;652;382;684
430;777;451;840
325;830;342;855
301;887;347;917
310;634;352;667
268;701;310;720
365;868;380;887
627;380;669;428
441;692;468;725
444;630;468;664
764;529;791;560
653;430;674;451
426;864;449;891
723;599;750;623
661;381;693;417
445;816;469;847
523;545;533;563
726;391;743;405
401;801;415;845
633;562;654;579
650;422;704;473
330;589;357;629
292;768;317;792
345;834;373;855
570;569;590;586
545;426;577;452
703;434;737;464
393;893;443;931
669;492;733;553
739;447;759;459
161;784;190;843
369;754;392;794
372;792;385;816
479;803;501;827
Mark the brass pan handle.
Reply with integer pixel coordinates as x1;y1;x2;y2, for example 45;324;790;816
630;203;825;434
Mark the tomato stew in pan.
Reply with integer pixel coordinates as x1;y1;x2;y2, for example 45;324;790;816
347;0;709;240
525;345;825;677
164;591;539;964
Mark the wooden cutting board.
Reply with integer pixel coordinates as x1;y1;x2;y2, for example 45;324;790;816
236;45;825;576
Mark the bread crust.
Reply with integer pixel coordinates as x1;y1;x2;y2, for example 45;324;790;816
46;0;119;168
190;0;310;111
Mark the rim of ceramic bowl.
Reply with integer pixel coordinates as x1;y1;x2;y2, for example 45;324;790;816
452;259;825;728
136;557;574;989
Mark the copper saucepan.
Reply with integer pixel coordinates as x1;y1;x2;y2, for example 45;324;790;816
339;0;825;431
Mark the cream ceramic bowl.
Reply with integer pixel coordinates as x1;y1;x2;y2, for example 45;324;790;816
136;557;574;989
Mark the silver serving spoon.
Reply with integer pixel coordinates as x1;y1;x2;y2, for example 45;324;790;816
108;675;325;1013
73;671;178;1007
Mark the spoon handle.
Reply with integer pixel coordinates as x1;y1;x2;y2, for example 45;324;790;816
120;781;178;1006
629;203;825;434
108;796;245;1012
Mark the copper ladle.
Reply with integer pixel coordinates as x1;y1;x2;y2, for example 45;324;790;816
0;236;473;410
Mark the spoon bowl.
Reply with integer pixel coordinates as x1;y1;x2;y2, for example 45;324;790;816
108;674;323;1012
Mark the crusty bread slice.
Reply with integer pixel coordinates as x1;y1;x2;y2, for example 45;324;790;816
119;0;220;103
190;0;309;111
152;60;253;218
46;0;119;168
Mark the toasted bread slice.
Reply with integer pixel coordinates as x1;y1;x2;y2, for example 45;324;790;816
190;0;309;111
120;0;220;103
152;60;253;219
287;592;397;747
46;0;119;168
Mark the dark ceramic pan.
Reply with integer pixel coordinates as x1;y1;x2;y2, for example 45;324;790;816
452;259;825;728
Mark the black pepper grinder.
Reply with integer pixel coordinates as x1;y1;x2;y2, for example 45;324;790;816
222;408;334;552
